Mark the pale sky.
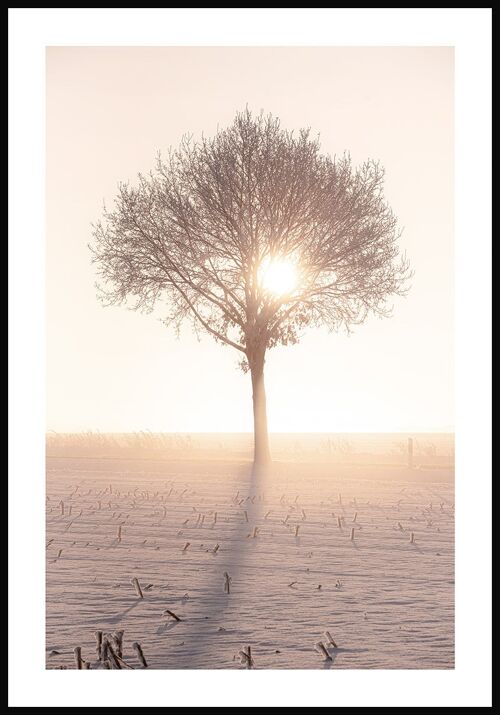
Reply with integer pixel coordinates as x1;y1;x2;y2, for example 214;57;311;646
46;46;453;433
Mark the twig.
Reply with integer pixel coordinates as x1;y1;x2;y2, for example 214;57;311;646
132;642;148;668
115;654;134;669
113;630;124;658
315;642;332;661
106;639;122;669
163;609;182;622
238;645;254;668
324;630;338;648
101;638;109;662
73;646;83;669
94;630;103;660
131;577;144;598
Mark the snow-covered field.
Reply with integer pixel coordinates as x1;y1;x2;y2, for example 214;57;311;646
46;449;454;669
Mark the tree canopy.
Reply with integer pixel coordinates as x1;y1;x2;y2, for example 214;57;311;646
91;109;411;372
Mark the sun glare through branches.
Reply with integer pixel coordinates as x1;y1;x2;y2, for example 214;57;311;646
259;257;299;297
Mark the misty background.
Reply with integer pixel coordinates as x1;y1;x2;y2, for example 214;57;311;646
46;46;453;433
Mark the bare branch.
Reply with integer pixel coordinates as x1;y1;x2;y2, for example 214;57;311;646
91;109;411;363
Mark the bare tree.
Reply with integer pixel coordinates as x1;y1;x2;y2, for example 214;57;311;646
91;109;411;471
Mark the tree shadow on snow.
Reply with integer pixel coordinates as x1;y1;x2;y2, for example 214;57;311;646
184;463;267;668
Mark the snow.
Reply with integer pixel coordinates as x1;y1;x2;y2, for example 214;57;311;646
46;452;454;669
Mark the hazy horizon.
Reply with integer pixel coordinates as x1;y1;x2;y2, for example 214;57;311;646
46;429;455;435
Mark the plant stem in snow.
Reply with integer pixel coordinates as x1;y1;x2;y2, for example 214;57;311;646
73;646;83;669
131;577;143;598
132;642;148;668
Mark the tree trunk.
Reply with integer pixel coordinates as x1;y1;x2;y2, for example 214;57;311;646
250;349;271;471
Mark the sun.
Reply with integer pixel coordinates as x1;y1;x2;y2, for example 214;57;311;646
259;258;298;297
